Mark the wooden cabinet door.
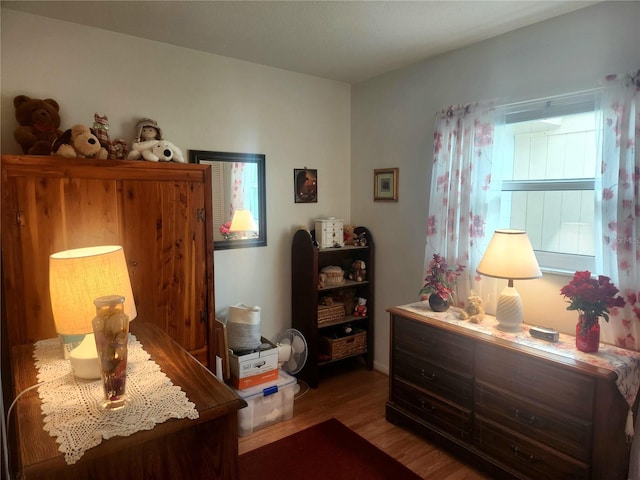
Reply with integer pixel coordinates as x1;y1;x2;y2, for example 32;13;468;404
1;156;215;366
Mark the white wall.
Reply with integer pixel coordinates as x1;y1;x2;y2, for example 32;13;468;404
0;9;351;342
352;1;640;372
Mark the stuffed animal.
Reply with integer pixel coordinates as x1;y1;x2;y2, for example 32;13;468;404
353;297;367;317
127;118;162;160
51;124;108;159
93;113;128;159
349;260;366;282
354;232;367;247
13;95;63;155
128;139;185;163
459;291;485;323
344;225;357;245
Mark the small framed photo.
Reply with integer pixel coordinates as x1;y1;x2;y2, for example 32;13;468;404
374;168;398;201
294;168;318;203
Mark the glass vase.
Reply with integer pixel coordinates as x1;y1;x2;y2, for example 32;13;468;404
92;295;130;410
576;313;600;353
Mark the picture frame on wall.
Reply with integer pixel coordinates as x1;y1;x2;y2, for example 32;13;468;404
294;168;318;203
374;168;398;201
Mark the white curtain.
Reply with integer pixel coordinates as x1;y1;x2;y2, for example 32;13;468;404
425;103;502;306
596;70;640;351
228;161;246;219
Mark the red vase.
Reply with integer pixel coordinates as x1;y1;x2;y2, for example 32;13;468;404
576;313;600;353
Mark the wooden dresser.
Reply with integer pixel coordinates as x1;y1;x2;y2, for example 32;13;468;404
386;304;639;480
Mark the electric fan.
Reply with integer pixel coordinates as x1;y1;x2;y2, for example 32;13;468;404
273;328;309;397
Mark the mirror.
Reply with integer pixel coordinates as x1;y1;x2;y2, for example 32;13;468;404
189;150;267;250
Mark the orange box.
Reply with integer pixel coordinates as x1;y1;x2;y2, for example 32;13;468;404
231;368;279;390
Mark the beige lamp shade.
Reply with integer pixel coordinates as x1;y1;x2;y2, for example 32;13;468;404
476;229;542;280
229;209;258;233
49;245;137;335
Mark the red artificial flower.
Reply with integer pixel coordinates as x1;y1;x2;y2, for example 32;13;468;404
560;270;626;323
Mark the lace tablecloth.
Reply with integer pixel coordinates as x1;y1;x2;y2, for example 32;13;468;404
397;302;640;440
33;334;199;465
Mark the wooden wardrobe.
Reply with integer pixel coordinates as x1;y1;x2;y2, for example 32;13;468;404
1;155;216;370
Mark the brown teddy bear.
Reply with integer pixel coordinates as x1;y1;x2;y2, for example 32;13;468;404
14;95;63;155
349;260;366;282
51;124;108;159
343;225;357;245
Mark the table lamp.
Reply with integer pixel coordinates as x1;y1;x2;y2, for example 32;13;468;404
49;245;137;379
229;209;258;239
476;230;541;332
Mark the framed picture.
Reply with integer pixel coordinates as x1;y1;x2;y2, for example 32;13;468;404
374;168;398;201
294;168;318;203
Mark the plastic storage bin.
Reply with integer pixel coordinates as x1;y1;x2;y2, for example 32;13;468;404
233;370;297;437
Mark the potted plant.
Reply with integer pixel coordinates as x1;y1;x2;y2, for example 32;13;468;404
560;270;626;352
419;253;465;312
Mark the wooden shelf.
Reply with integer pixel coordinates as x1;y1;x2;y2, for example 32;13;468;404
291;227;375;388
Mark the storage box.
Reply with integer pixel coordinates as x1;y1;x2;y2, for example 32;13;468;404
321;329;367;361
229;337;279;390
318;303;345;326
234;370;297;437
315;218;344;248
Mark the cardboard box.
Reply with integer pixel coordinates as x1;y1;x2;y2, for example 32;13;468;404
233;370;297;437
229;337;279;389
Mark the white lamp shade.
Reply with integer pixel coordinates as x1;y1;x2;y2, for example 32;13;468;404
476;229;542;280
229;209;258;232
49;245;137;335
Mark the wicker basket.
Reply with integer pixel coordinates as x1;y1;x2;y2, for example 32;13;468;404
321;329;367;360
318;303;345;326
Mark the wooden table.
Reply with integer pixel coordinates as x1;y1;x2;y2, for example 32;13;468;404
9;321;246;480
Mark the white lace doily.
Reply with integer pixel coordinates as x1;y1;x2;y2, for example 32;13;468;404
33;334;199;465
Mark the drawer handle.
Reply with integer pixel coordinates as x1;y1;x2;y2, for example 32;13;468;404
514;408;537;425
511;444;537;463
420;369;437;381
515;369;540;385
419;399;436;412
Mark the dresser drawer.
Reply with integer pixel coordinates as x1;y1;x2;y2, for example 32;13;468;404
393;378;473;441
475;344;595;419
394;317;473;376
394;348;473;408
475;382;592;461
474;416;590;480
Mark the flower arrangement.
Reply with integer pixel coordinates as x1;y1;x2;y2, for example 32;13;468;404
560;270;626;333
219;221;234;240
420;253;465;301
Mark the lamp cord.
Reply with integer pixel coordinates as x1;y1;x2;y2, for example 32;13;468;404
5;376;65;480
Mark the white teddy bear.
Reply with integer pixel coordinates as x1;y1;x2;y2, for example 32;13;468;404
128;139;185;163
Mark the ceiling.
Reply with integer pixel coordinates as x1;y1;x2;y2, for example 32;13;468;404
2;0;599;84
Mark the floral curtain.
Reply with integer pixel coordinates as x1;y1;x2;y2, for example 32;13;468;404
228;161;246;218
425;103;501;306
596;70;640;350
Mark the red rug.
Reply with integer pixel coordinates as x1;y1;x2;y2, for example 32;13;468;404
239;418;422;480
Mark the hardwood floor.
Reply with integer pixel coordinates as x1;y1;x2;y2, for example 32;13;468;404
238;361;491;479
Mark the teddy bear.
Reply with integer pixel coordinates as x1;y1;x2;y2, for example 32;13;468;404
354;232;367;247
353;297;367;317
459;291;485;323
51;124;108;159
93;113;129;159
13;95;63;155
128;139;185;163
343;225;357;245
349;260;366;282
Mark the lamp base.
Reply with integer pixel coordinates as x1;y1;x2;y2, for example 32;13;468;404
495;286;524;332
69;333;101;380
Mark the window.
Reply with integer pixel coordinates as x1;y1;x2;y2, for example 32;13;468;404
496;93;597;273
